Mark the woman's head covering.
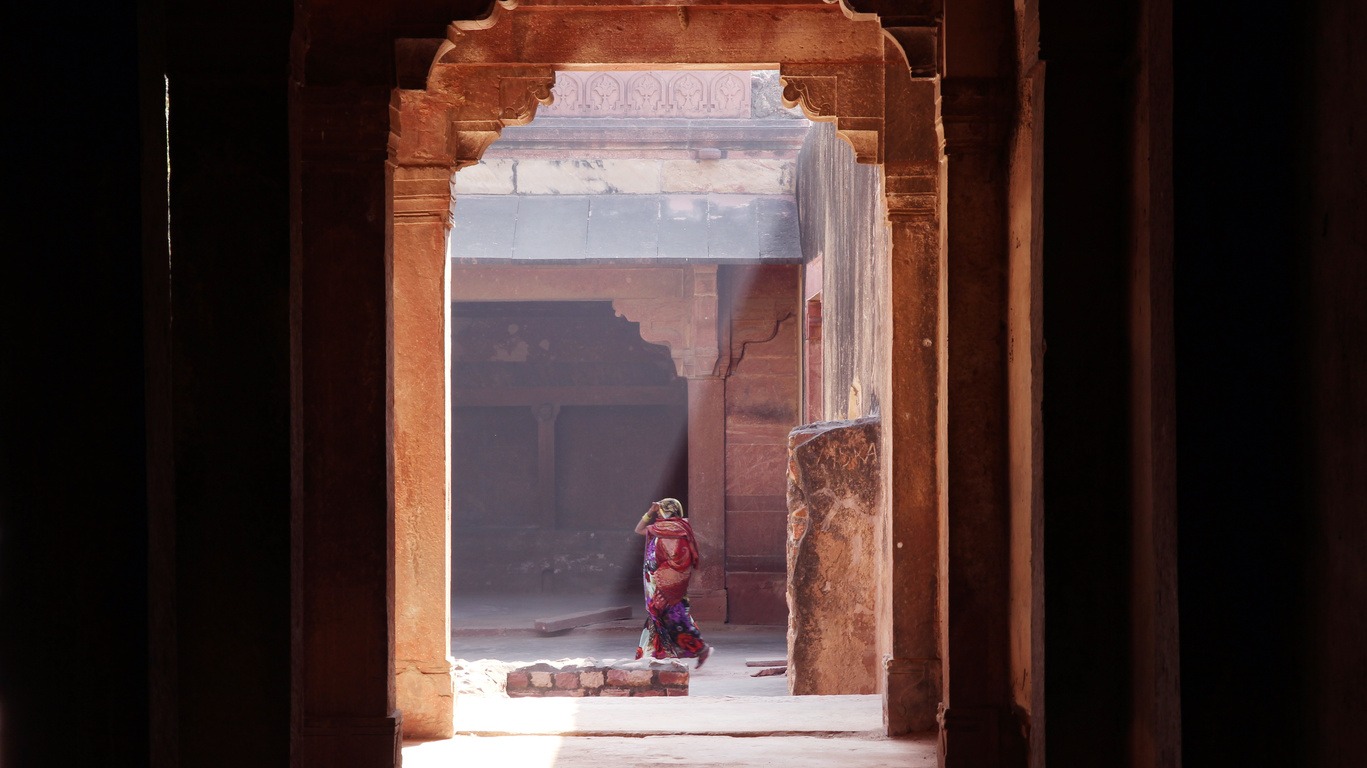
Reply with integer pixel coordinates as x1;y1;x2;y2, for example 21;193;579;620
657;498;684;518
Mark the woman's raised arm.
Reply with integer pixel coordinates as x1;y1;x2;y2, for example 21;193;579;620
634;501;661;536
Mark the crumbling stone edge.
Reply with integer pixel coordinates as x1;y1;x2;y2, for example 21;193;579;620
505;658;689;697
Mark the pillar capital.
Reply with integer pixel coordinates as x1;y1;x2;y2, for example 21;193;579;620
940;77;1011;156
390;165;454;228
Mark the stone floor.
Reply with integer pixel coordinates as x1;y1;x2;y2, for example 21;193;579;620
450;593;788;697
404;733;938;768
413;595;939;767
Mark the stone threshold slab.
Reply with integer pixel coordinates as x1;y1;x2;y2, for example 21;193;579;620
453;694;882;736
404;733;940;768
533;605;633;633
404;734;939;768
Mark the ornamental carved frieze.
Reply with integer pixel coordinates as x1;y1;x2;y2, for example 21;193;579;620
538;71;753;119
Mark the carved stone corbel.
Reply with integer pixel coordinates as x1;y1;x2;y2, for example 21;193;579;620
882;25;940;79
392;63;555;173
779;65;884;164
612;298;690;377
611;266;720;380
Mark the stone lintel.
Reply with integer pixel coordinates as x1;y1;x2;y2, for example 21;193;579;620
488;120;811;156
441;4;888;68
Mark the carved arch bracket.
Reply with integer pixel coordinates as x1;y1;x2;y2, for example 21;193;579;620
391;64;555;171
779;66;884;164
612;298;690;378
611;265;721;379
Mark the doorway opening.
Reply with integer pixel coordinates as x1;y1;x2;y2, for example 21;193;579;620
444;70;810;704
389;0;948;747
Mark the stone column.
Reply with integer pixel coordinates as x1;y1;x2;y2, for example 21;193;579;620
535;403;560;530
685;374;727;620
389;63;553;741
682;265;727;620
389;163;455;739
881;36;948;736
295;85;402;767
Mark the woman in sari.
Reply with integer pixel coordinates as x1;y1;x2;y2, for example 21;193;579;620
633;498;712;666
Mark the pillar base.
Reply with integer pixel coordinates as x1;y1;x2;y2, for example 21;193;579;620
396;659;455;739
299;712;401;768
936;705;1003;768
688;588;728;622
883;656;941;735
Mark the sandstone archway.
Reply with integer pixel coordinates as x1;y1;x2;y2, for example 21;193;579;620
387;0;946;741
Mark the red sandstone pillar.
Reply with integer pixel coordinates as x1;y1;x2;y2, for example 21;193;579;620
881;42;948;736
685;375;727;620
389;163;455;738
682;265;727;621
295;86;402;767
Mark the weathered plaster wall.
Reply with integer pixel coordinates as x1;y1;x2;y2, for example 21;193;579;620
795;122;889;423
722;264;801;625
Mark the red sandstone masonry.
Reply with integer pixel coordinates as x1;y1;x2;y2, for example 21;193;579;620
506;660;688;698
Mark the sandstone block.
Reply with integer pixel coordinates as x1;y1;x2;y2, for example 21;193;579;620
657;670;689;686
580;670;604;688
607;668;654;687
514;159;662;195
600;688;631;697
786;416;881;695
454;159;516;195
661;159;794;194
554;671;579;689
506;671;530;690
634;688;664;697
665;687;689;696
529;671;553;688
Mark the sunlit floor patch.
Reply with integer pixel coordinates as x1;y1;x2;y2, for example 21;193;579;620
403;734;937;768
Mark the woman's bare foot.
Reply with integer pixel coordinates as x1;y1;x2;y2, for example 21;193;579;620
696;645;712;669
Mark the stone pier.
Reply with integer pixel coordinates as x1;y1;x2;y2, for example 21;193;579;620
785;417;881;695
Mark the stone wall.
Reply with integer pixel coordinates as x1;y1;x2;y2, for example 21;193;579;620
795;121;889;422
451;301;686;596
506;659;689;697
785;417;881;695
723;265;801;625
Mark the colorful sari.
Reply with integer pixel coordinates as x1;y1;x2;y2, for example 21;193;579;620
635;516;708;660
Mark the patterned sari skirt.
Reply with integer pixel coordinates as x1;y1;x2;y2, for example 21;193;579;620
635;534;707;659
